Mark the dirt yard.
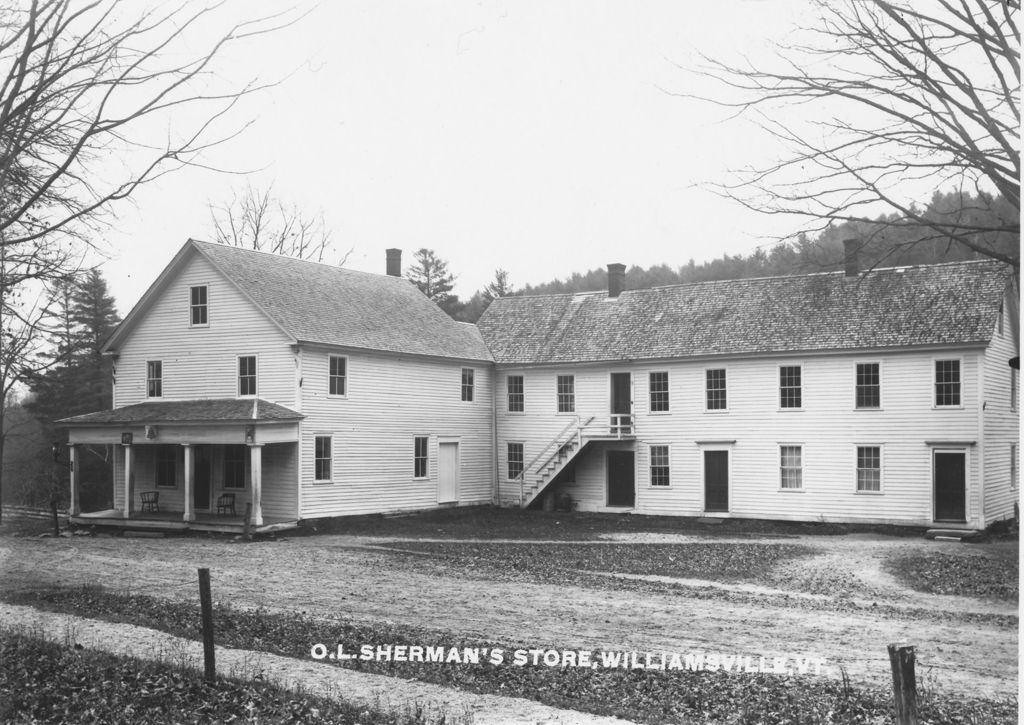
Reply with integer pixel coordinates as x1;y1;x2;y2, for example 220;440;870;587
0;521;1017;701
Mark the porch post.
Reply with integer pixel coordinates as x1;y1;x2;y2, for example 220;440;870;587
68;444;80;516
182;443;194;522
123;443;133;519
249;443;264;526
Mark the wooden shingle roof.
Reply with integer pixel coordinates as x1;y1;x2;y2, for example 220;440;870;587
58;399;302;425
477;260;1012;365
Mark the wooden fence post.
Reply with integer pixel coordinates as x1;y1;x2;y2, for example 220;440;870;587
888;643;918;725
198;568;216;683
50;495;60;537
243;502;252;541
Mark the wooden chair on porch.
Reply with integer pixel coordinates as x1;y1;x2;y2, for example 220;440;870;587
140;491;160;513
216;493;237;517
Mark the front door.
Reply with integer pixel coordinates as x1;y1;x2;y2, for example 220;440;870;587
934;451;966;522
194;445;212;511
704;450;729;512
607;450;635;507
438;441;459;503
610;373;632;434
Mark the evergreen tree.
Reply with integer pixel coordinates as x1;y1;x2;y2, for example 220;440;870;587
406;248;458;315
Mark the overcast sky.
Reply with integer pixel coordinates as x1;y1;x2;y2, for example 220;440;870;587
98;0;819;311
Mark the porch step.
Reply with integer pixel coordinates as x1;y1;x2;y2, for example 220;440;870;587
925;528;982;542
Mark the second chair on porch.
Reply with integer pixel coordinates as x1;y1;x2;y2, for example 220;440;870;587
216;493;236;517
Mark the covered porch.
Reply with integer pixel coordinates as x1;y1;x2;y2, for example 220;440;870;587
59;399;303;532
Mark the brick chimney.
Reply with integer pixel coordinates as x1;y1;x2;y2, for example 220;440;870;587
607;263;626;298
842;238;859;277
386;248;402;277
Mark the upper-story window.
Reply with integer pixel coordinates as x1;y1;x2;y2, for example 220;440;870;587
556;375;575;413
507;375;524;412
329;355;347;396
461;368;474;402
238;355;257;397
146;360;162;398
779;366;801;409
856;363;880;409
706;369;727;411
649;372;669;412
934;360;961;407
189;285;208;326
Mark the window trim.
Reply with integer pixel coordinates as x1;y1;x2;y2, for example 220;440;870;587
189;284;209;327
413;436;429;480
154;445;177;488
237;354;258;398
779;444;804;491
461;368;475;402
1011;443;1018;490
1011;367;1017;412
704;367;728;412
778;364;803;411
506;441;525;481
556;374;575;414
313;435;333;483
649;371;670;414
649;443;671;487
146;360;163;399
933;357;963;409
507;374;525;413
854;444;884;494
854;361;882;410
328;354;348;398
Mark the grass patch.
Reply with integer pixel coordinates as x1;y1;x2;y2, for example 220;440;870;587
4;585;1016;724
887;549;1019;601
302;507;926;540
0;629;455;724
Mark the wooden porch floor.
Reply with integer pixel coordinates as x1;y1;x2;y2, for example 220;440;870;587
70;509;298;534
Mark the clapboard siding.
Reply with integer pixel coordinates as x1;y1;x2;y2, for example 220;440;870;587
115;252;296;408
981;296;1020;526
498;349;987;525
298;350;494;518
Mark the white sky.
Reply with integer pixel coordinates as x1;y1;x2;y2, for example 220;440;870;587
98;0;818;311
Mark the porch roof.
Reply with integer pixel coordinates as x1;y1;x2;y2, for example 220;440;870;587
58;398;303;426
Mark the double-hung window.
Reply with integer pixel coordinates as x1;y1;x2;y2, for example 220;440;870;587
329;356;347;396
190;285;208;326
856;446;881;492
147;361;162;398
507;375;524;412
557;375;575;413
461;368;474;402
414;437;428;479
238;356;257;397
779;366;801;409
650;445;670;486
935;360;961;406
780;445;802;489
706;369;727;410
507;442;524;480
649;372;669;412
856;363;880;409
314;436;333;482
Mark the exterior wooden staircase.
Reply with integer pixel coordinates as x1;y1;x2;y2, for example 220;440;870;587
516;414;635;508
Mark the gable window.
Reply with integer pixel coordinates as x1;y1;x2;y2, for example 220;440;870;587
706;369;727;410
507;442;524;480
155;446;176;487
507;375;524;412
557;375;575;413
223;445;247;489
856;363;880;409
780;445;802;489
779;366;801;409
314;436;332;482
650;444;670;486
189;285;208;326
461;368;474;402
238;356;257;397
147;361;162;398
329;355;347;396
934;360;961;406
414;436;428;479
856;446;881;492
649;372;669;412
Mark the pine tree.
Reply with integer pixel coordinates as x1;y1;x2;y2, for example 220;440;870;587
406;248;458;314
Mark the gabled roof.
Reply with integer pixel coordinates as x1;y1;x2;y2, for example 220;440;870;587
477;260;1012;365
58;399;303;426
105;240;492;362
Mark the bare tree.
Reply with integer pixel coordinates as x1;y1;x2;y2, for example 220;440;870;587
209;184;352;264
686;0;1019;268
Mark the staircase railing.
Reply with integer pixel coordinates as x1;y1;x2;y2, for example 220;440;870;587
518;416;596;506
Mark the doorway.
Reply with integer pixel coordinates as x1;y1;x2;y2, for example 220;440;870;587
934;450;966;522
438;441;460;503
704;450;729;513
607;450;635;507
194;445;212;511
610;373;632;434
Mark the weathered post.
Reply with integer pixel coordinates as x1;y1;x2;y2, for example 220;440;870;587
50;494;60;537
243;502;252;541
887;643;918;725
198;568;216;683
